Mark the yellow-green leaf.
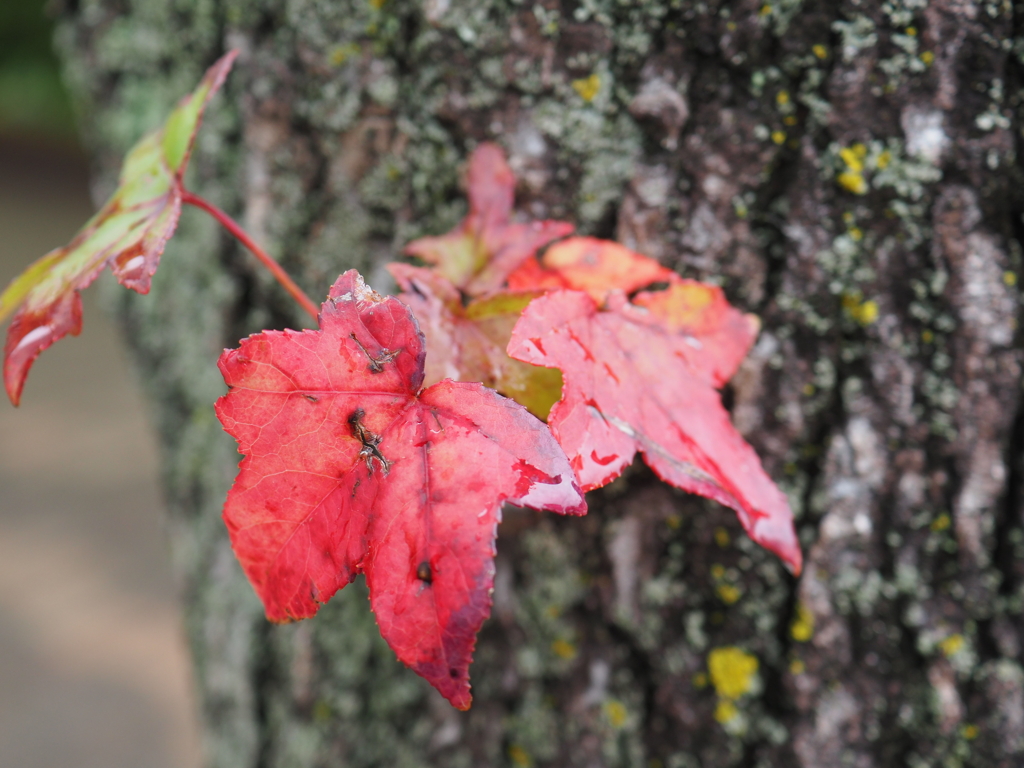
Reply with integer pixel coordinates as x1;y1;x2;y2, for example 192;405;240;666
0;50;237;405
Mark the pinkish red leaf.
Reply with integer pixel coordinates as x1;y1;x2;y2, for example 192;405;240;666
216;270;585;709
404;143;573;296
631;280;762;387
507;284;802;575
0;51;237;405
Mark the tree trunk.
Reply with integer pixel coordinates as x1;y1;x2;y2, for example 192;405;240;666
55;1;1024;766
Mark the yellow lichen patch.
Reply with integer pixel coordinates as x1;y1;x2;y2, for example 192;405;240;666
693;672;708;688
803;383;816;396
771;130;786;145
708;647;759;700
906;26;917;36
572;73;601;103
759;4;772;16
776;90;790;106
837;144;871;194
710;564;726;580
509;745;533;768
714;527;731;548
922;329;934;343
857;300;879;324
666;514;682;529
939;634;965;658
921;51;934;65
931;513;951;532
784;115;798;126
876;150;892;169
717;584;741;605
812;44;828;59
840;147;864;172
849;227;863;242
545;604;561;618
329;43;361;66
842;294;879;325
961;723;979;740
604;699;629;728
791;603;815;642
714;699;739;724
838;171;868;194
312;699;332;722
551;638;577;660
1004;271;1017;287
790;658;806;675
369;0;387;8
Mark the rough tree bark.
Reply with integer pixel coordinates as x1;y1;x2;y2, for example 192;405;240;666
53;0;1024;766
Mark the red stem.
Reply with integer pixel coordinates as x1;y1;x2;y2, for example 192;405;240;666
181;190;320;323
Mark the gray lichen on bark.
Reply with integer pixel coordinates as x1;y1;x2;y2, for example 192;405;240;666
54;0;1024;766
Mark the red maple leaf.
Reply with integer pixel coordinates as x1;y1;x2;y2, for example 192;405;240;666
404;143;573;296
216;270;585;709
507;236;680;302
0;51;237;405
507;283;802;575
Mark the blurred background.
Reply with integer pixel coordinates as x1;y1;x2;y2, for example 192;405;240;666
0;2;200;766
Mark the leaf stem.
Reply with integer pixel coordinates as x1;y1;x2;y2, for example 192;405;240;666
181;190;320;322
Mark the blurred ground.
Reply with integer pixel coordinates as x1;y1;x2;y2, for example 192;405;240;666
0;138;201;768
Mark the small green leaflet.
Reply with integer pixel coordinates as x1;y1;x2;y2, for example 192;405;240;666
0;50;237;405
